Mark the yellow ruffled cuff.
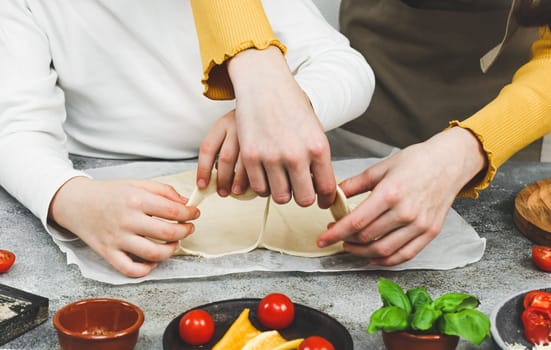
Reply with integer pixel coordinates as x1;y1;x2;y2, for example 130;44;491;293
449;26;551;198
190;0;286;100
447;121;496;199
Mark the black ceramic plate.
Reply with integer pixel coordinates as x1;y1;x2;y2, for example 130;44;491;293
490;287;551;349
163;298;353;350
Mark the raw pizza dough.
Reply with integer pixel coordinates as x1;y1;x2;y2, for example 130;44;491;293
153;169;365;258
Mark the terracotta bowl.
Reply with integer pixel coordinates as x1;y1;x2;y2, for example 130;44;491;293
53;298;144;350
382;331;459;350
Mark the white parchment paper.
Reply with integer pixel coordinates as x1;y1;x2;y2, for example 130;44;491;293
51;158;486;285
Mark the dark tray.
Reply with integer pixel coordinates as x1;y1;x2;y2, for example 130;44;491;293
0;284;49;345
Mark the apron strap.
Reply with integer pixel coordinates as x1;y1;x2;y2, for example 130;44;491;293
480;0;518;73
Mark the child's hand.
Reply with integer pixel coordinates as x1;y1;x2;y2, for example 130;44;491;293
49;177;198;277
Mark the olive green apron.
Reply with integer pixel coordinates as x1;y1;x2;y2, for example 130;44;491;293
334;0;541;160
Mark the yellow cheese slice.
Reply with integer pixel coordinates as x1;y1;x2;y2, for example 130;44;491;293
212;308;261;350
241;330;287;350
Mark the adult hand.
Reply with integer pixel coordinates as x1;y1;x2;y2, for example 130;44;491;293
317;127;487;265
49;177;199;277
197;46;336;209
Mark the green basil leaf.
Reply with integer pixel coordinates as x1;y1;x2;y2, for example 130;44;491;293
367;306;410;334
407;287;433;311
438;309;491;345
378;278;412;315
432;292;479;313
410;303;442;331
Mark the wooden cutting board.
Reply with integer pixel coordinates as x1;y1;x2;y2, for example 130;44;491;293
0;284;49;345
514;177;551;245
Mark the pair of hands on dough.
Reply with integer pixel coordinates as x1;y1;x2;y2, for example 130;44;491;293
49;47;335;278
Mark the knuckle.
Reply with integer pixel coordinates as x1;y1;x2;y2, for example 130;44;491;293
316;183;335;198
141;247;163;262
163;204;181;220
196;163;212;174
308;139;329;158
411;218;431;233
126;194;144;209
117;216;133;231
162;183;177;195
395;208;418;224
217;152;235;166
350;217;368;233
263;154;281;167
240;149;260;164
425;223;441;238
199;139;217;155
356;231;373;243
382;186;403;207
160;226;178;242
373;244;394;258
401;250;416;262
283;154;302;170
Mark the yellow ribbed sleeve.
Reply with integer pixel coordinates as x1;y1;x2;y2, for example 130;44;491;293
190;0;286;100
453;26;551;198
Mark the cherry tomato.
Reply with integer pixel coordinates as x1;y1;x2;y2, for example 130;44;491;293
521;307;551;345
257;293;295;330
178;309;215;345
524;290;551;310
0;250;15;273
532;246;551;272
298;336;336;350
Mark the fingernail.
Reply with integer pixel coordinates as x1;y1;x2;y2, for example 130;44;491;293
218;189;228;197
232;184;242;194
197;179;207;188
193;209;200;219
318;240;327;248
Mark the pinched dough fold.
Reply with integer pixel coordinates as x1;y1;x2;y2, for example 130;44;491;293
154;169;364;258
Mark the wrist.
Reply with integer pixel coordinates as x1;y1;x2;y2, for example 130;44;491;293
453;126;487;176
430;127;488;187
48;176;91;222
227;46;292;95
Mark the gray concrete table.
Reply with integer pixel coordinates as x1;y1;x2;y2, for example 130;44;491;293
1;158;550;350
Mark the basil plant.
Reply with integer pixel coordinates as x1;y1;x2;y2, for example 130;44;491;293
367;278;491;345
